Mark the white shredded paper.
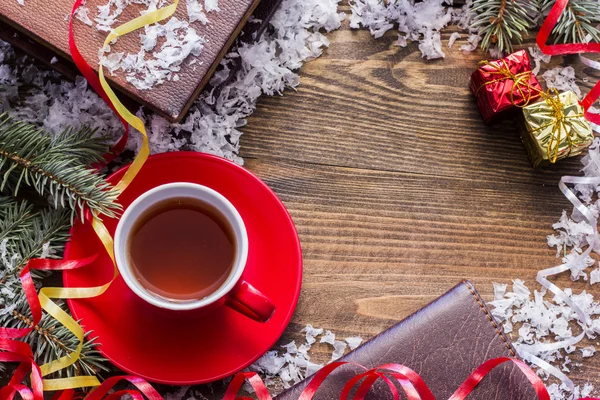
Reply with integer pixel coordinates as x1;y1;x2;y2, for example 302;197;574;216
6;0;600;397
0;0;344;164
102;17;206;90
349;0;481;59
490;139;600;400
246;325;362;392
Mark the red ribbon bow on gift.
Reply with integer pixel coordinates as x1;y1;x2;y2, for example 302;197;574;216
538;0;600;123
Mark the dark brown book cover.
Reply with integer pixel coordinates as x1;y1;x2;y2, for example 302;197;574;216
275;281;537;399
0;0;279;122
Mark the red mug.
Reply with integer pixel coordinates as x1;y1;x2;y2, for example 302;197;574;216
113;182;275;322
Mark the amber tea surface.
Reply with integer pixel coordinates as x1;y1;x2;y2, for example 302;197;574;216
127;197;236;301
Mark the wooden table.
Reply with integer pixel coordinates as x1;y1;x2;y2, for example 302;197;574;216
235;5;600;394
4;3;598;397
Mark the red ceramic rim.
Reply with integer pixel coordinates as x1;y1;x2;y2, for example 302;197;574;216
63;152;303;384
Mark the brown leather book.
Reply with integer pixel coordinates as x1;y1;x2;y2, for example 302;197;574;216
0;0;280;122
275;281;537;399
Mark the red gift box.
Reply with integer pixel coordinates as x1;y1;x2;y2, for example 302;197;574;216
470;50;542;124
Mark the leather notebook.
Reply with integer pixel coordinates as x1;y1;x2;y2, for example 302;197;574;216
0;0;281;122
275;281;537;400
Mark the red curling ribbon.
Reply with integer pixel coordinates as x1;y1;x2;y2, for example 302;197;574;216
218;357;590;400
371;364;435;400
340;369;422;400
223;372;273;400
82;376;162;400
297;361;369;400
52;390;76;400
69;0;129;167
376;374;401;400
4;362;33;400
0;255;97;400
340;370;383;400
0;349;43;400
296;361;433;400
448;357;549;400
381;372;420;400
537;0;600;125
352;373;381;400
104;390;145;400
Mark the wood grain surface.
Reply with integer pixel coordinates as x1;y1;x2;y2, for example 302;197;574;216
4;1;600;397
231;4;600;395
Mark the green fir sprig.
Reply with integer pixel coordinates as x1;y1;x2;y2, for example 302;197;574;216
539;0;600;44
1;292;109;378
0;197;108;377
0;106;115;380
470;0;537;54
0;113;121;221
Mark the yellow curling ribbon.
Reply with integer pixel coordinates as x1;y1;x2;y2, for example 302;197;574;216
36;0;179;391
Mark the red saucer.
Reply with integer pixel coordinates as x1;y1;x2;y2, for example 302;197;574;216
63;153;302;385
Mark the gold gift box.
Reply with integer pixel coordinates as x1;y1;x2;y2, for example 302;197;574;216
520;90;593;168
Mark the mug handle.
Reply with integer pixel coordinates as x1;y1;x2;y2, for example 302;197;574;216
225;280;275;323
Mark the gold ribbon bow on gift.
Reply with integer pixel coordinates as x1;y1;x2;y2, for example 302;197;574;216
529;88;585;163
476;59;536;107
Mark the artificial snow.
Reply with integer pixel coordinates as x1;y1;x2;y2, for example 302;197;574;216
91;0;214;90
591;269;600;285
186;0;208;24
490;279;598;399
302;324;324;345
249;325;362;391
331;340;347;361
581;346;596;357
529;45;551;76
320;330;335;345
94;0;171;32
74;4;94;27
458;33;480;53
489;140;600;399
542;66;583;99
0;0;344;163
447;32;460;48
349;0;452;60
345;336;363;350
102;17;205;90
204;0;218;13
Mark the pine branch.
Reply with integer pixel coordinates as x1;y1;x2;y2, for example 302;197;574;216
540;0;600;44
51;126;111;167
470;0;537;53
0;197;109;378
0;113;121;221
0;196;69;273
1;292;109;378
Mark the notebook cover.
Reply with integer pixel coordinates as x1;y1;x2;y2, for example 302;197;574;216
0;0;278;122
275;281;537;399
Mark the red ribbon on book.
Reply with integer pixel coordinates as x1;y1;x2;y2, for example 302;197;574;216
69;0;129;167
219;357;572;400
19;356;599;400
